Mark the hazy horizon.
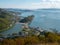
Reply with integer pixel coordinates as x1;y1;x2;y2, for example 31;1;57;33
0;0;60;9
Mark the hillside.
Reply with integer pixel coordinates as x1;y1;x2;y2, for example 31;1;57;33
0;8;15;32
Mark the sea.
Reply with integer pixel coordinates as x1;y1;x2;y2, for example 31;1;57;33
0;9;60;36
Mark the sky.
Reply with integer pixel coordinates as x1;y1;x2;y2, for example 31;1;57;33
0;0;60;9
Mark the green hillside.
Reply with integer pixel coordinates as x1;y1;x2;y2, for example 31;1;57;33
0;8;15;32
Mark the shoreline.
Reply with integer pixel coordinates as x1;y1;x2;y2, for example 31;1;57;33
0;23;15;33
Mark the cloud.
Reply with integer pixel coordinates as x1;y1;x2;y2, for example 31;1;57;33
42;0;60;2
31;0;60;9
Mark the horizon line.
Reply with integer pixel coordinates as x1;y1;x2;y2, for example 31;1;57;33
1;7;60;10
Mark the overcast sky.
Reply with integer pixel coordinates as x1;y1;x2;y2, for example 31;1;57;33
0;0;60;9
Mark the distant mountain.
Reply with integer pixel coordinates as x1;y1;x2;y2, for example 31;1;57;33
4;8;33;12
37;8;60;10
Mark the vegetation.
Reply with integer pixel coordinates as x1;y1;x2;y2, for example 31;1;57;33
20;15;34;23
0;8;15;32
0;28;60;45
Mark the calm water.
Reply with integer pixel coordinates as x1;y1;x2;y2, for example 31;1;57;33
21;10;60;32
0;9;60;35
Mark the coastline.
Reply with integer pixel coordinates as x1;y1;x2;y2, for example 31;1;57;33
0;23;15;33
